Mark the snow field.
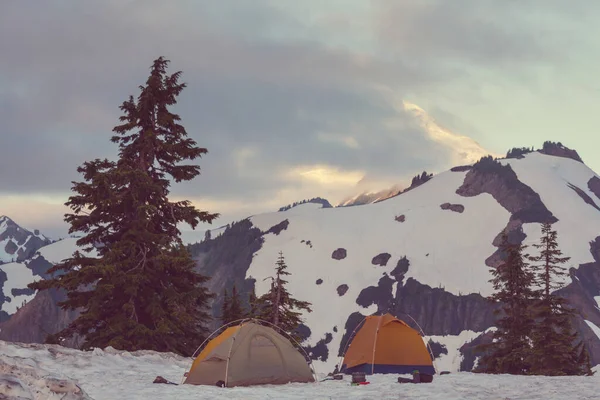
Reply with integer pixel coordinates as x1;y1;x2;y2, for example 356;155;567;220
1;341;598;400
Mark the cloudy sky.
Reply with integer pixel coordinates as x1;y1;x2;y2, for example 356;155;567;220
1;0;599;239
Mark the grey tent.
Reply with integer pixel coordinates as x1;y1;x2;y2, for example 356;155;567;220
183;321;315;387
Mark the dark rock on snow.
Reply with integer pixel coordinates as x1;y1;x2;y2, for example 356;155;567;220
371;253;391;266
336;284;349;296
332;248;347;260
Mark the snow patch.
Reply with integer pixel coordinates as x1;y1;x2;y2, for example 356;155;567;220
37;238;98;264
426;330;484;372
0;262;39;315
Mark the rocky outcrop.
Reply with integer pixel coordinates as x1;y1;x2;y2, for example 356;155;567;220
567;183;600;211
337;284;349;296
395;214;406;222
189;219;265;329
554;236;600;365
440;203;465;213
371;252;391;266
451;165;472;172
0;288;82;348
588;176;600;201
331;248;347;260
265;219;289;235
316;279;323;285
304;332;333;362
279;197;332;211
457;156;557;268
539;141;583;163
505;147;534;159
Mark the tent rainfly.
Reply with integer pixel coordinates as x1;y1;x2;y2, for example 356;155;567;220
183;321;316;387
340;313;435;375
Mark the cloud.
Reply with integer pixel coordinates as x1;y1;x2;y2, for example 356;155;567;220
2;0;580;236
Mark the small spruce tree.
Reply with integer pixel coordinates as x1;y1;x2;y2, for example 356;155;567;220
528;222;593;376
254;251;312;341
28;57;218;356
476;232;537;375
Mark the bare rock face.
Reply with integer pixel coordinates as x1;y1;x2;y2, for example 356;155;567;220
316;279;323;285
451;165;472;172
440;203;465;213
371;253;391;266
395;214;406;222
332;248;347;260
457;156;557;268
265;219;289;235
588;176;600;201
190;219;265;330
337;284;349;296
567;183;600;211
0;288;82;348
538;141;583;163
457;157;556;224
390;256;410;282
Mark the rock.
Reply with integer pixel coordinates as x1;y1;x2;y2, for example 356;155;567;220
332;248;347;260
450;165;472;172
440;203;465;213
390;257;410;281
316;279;323;285
337;284;349;296
539;141;583;163
588;176;600;201
568;183;600;211
371;253;391;266
395;214;406;222
265;219;289;235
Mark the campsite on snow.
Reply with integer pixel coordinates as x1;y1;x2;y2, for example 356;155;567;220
2;2;600;398
1;57;600;399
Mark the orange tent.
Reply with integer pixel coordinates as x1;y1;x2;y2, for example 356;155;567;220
340;313;435;375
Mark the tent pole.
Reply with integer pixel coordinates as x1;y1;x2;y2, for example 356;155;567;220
370;317;383;375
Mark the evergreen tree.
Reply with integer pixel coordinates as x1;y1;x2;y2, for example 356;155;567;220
476;233;537;374
528;222;592;375
28;57;218;356
255;251;312;341
221;288;231;325
246;286;259;318
220;284;245;325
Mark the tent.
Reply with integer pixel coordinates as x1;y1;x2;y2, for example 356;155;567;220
183;321;316;387
340;313;435;375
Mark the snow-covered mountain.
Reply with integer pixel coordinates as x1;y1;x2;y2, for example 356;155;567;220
0;216;51;264
2;142;600;376
190;144;600;373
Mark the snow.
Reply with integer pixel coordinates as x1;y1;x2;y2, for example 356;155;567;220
37;237;98;264
243;153;600;374
0;262;39;314
595;296;600;309
248;169;510;373
503;152;600;289
425;330;484;372
0;341;598;400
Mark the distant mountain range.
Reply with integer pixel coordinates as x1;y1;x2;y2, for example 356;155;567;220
1;141;600;374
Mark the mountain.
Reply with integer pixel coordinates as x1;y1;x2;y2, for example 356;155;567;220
190;143;600;373
0;216;51;264
2;141;600;375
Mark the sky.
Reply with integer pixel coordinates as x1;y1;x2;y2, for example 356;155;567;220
1;0;600;239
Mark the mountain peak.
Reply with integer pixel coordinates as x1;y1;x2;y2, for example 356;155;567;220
0;216;51;263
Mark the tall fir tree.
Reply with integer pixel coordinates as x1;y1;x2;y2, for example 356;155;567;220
254;251;312;341
28;57;218;356
528;222;593;375
476;232;537;375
